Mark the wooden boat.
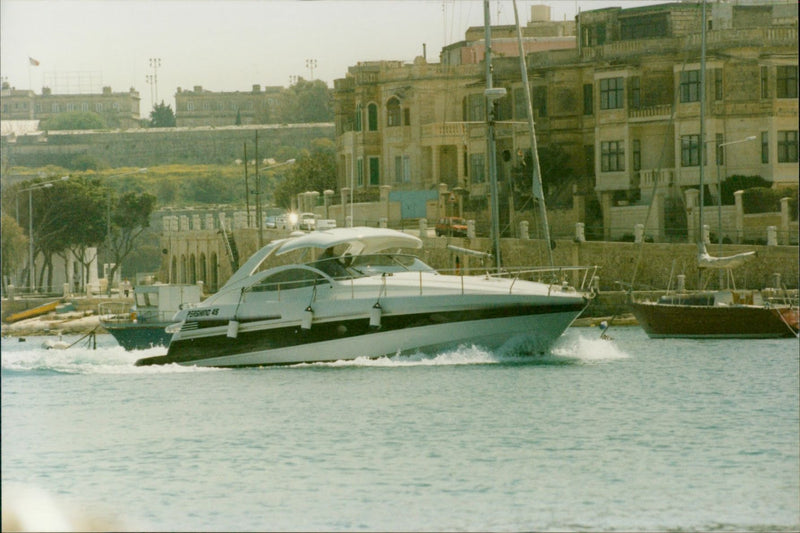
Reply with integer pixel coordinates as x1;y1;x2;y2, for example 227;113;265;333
631;291;798;339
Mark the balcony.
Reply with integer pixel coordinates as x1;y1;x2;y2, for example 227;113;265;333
421;122;467;145
629;104;672;121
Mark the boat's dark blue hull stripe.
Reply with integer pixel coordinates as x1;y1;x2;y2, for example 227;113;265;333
137;302;585;366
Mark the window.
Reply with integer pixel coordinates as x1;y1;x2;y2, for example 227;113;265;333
252;269;325;292
629;77;641;109
356;158;364;186
601;141;625;172
777;130;798;163
715;134;724;165
403;108;410;126
681;135;703;167
368;157;380;185
66;103;76;111
81;102;89;111
467;94;484;122
680;70;701;103
52;103;60;112
187;102;195;111
514;87;526;119
387;97;401;127
533;86;547;117
599;77;623;110
367;103;378;131
354;104;362;132
394;156;402;183
402;155;410;182
761;132;769;164
632;140;641;171
583;84;593;115
469;153;485;184
714;69;723;101
776;66;798;98
761;66;769;99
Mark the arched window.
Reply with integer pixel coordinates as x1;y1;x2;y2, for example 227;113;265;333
171;256;178;284
189;254;197;284
199;253;207;285
387;97;401;127
367;103;378;131
180;255;187;284
209;253;219;291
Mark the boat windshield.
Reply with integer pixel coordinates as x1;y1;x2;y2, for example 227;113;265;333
308;253;434;279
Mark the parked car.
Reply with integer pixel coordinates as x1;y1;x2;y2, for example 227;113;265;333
298;212;317;231
264;216;277;228
435;217;468;237
316;219;337;230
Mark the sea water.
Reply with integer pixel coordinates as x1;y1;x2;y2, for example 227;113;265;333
2;328;798;531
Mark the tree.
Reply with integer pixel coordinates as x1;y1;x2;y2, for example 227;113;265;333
149;101;176;127
272;139;336;208
273;78;333;123
40;111;106;130
54;177;107;291
106;191;157;292
1;214;28;294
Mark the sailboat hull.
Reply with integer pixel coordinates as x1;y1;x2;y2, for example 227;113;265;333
631;300;797;339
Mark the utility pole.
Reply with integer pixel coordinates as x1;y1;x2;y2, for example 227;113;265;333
243;143;250;228
255;130;263;247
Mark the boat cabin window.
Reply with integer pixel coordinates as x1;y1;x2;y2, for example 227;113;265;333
250;268;326;292
350;254;435;275
136;292;157;307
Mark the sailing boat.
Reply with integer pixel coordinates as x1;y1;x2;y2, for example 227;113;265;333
629;1;798;339
135;1;595;368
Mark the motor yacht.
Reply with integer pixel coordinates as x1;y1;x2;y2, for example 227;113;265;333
135;227;593;367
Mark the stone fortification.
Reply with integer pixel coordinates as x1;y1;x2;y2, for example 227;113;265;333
2;123;334;168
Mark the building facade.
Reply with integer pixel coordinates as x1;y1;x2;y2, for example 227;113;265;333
174;84;283;127
333;2;798;238
0;83;141;129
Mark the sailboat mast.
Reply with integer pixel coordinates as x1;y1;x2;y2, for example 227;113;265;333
484;0;502;269
698;0;707;245
512;0;554;268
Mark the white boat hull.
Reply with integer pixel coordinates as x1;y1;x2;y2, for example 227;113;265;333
138;306;584;367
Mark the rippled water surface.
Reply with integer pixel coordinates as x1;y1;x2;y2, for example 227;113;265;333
2;328;798;531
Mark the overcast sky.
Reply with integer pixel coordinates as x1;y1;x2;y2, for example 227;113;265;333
1;0;664;113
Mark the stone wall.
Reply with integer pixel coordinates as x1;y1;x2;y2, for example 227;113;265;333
3;123;334;168
161;225;799;294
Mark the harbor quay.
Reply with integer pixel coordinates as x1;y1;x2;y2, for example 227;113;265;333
162;225;799;294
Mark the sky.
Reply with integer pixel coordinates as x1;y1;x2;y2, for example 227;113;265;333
1;0;665;114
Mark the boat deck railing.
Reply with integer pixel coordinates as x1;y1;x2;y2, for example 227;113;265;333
238;256;597;301
98;302;177;324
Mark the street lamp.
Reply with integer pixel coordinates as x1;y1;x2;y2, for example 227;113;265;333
105;168;147;294
714;135;756;287
255;159;295;247
19;175;70;292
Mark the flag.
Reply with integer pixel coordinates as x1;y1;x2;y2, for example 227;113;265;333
29;57;40;66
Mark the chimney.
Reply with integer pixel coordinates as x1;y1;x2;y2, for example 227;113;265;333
423;43;427;60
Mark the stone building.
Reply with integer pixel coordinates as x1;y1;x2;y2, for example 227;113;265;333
332;1;798;240
174;84;283;127
0;83;141;129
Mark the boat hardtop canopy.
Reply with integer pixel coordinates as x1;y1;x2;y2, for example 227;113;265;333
223;227;423;290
